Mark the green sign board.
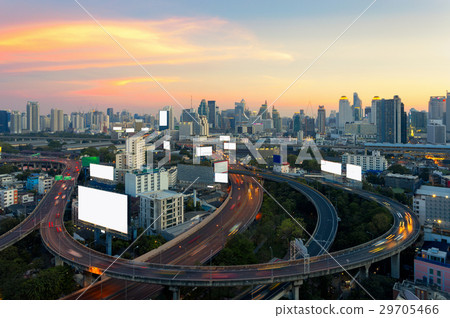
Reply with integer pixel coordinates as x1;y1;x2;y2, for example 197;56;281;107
55;175;63;181
81;156;100;167
63;176;72;180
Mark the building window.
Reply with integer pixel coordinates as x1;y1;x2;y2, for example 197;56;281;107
429;268;433;275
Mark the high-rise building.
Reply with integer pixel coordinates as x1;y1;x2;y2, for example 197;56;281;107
207;101;217;128
125;169;169;197
338;96;352;130
199;115;209;136
50;109;64;132
258;100;270;120
427;121;446;144
293;112;301;134
272;106;281;132
303;116;315;137
410;109;428;133
26;101;40;132
428;96;445;121
317;105;326;135
159;106;174;131
376;95;407;144
116;135;146;170
352;92;362;121
71;112;85;132
370;96;381;125
198;99;208;117
0;111;9;133
107;108;114;121
446;91;450;134
10;111;22;134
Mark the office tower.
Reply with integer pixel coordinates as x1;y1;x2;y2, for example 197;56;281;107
272;106;281;132
181;108;196;123
365;106;371;120
198;99;208;117
71;112;85;131
163;105;174;130
427;121;446;144
352;92;362;121
338;96;352;130
446;91;450;134
317;105;326;135
40;115;50;132
179;122;193;140
376;95;407;144
207;101;217;128
63;114;69;130
303;116;315;137
159;106;173;131
107;108;114;120
428;96;445;121
116;135;146;170
0;111;8;133
293;112;301;134
258;100;270;120
234;99;246;124
26;101;40;132
199;115;209;136
370;96;381;124
410;109;428;132
50;108;64;132
10;111;21;134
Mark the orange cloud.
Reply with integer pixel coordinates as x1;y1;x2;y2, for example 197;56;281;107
0;18;293;74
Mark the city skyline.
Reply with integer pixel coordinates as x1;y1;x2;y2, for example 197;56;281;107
1;1;450;114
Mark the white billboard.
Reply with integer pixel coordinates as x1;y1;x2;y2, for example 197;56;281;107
78;186;128;234
346;163;362;181
224;142;236;150
220;135;231;142
214;161;228;173
159;110;168;126
321;160;342;175
163;141;170;150
113;127;122;131
125;128;135;133
215;173;228;183
195;146;212;156
90;163;115;181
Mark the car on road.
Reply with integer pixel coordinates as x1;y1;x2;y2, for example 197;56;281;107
56;226;62;233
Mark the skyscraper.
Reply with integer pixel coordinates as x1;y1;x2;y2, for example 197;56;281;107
338;96;352;130
272;106;281;132
10;111;21;134
258;101;270;120
428;96;445;121
410;109;428;133
370;96;381;125
293;112;301;134
207;100;217;128
26;101;40;132
107;108;114;121
51;109;64;132
352;92;362;121
0;111;9;133
317;105;326;135
446;91;450;135
376;95;407;144
198;99;208;117
234;99;246;124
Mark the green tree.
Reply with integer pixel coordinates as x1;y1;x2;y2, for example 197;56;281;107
387;164;411;175
81;147;100;157
277;218;304;242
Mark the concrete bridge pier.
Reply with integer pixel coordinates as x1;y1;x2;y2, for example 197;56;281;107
106;233;112;256
169;286;181;300
292;280;303;300
391;253;400;279
360;263;370;279
55;256;64;266
83;271;94;287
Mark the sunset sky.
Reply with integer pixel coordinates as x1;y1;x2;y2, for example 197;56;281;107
1;0;449;116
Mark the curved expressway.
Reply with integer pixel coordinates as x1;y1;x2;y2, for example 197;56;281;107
43;169;419;289
0;157;79;251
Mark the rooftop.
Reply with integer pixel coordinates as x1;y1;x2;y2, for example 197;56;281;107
416;185;450;198
139;189;184;200
385;173;418;180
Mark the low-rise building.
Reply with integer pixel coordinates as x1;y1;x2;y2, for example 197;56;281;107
342;151;388;172
0;174;14;186
384;173;421;192
139;190;185;233
413;185;450;229
125;168;169;197
0;189;18;209
38;176;54;195
414;241;450;293
19;193;34;204
273;162;290;174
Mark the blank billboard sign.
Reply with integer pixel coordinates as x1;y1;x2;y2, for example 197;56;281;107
163;141;170;150
224;142;236;150
195;146;213;156
220;135;231;142
214;161;228;173
90;164;115;181
346;163;362;181
113;127;122;131
78;186;128;234
125;128;135;133
321;160;342;175
215;173;228;183
159;110;168;126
